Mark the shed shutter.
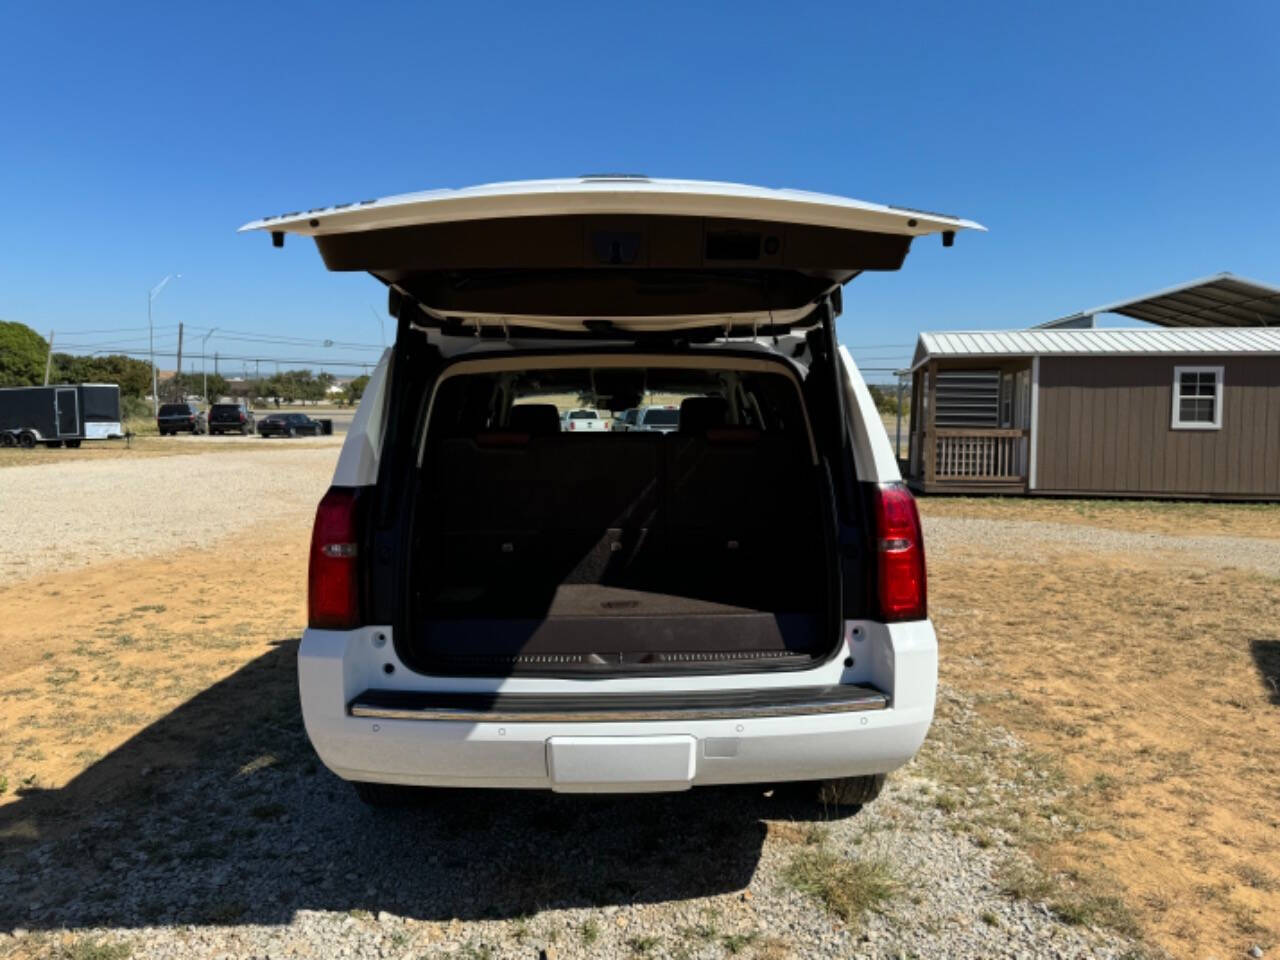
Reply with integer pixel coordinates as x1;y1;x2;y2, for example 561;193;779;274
934;370;1000;427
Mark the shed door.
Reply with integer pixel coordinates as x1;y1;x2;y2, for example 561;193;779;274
55;388;79;436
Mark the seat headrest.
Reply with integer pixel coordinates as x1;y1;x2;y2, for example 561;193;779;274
507;403;561;436
678;396;728;434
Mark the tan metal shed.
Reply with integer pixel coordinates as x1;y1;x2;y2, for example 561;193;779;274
904;275;1280;499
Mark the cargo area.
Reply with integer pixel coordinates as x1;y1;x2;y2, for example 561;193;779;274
405;358;839;675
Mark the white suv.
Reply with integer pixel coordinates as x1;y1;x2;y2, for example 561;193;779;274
243;177;981;807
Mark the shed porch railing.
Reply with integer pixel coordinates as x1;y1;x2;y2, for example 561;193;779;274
912;428;1029;482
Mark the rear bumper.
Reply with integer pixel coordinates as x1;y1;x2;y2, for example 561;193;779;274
297;620;937;792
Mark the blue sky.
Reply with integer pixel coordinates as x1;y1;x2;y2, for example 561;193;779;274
2;1;1277;378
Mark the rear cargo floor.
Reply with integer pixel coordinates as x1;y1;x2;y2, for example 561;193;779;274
430;583;796;618
417;581;825;672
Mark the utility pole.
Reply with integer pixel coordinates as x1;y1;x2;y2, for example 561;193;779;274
148;274;180;415
896;373;905;459
201;327;219;401
214;351;219;376
174;323;184;400
43;330;54;385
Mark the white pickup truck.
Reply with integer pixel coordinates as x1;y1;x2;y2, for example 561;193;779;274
560;408;610;432
242;175;982;809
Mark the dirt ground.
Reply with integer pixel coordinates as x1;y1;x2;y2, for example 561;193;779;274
0;526;308;816
0;443;1276;958
922;499;1280;959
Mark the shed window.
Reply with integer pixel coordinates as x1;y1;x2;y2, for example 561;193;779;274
1171;365;1223;430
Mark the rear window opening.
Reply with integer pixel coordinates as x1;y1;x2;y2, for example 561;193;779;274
401;356;847;677
641;408;679;426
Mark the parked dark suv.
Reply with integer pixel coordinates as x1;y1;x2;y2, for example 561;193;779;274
208;403;255;435
156;402;205;436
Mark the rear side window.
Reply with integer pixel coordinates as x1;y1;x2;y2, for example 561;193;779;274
641;409;678;426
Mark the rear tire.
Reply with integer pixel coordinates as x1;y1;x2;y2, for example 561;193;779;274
18;432;36;449
352;781;422;808
816;774;886;808
0;433;14;448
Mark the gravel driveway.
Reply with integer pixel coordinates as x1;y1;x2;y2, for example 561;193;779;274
0;453;1145;959
0;662;1132;960
0;444;339;585
925;514;1280;576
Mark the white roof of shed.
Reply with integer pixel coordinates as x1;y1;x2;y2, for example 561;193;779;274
911;327;1280;370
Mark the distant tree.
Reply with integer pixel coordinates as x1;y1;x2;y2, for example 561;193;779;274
246;377;271;403
268;372;296;404
0;321;49;387
344;374;370;406
291;369;325;405
202;373;230;402
866;383;910;417
47;352;153;396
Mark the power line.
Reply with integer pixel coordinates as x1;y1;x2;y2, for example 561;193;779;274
37;324;179;336
182;324;385;350
70;347;378;370
186;332;384;351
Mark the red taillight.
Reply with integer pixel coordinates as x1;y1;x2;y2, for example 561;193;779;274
239;413;246;423
873;483;927;622
308;487;362;630
569;421;576;431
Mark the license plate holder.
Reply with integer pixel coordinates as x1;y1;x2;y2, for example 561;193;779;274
546;735;696;792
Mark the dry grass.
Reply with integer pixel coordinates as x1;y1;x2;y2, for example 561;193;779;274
781;847;896;926
922;494;1280;538
0;434;338;468
920;496;1280;959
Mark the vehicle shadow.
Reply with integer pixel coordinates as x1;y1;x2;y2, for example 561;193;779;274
0;639;837;932
1252;639;1280;705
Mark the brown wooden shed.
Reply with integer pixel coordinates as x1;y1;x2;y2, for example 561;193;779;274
904;274;1280;499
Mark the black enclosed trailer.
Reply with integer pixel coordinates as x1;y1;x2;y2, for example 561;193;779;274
0;384;123;448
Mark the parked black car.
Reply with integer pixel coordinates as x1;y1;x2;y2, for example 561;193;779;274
258;412;322;437
156;402;206;435
208;403;255;435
